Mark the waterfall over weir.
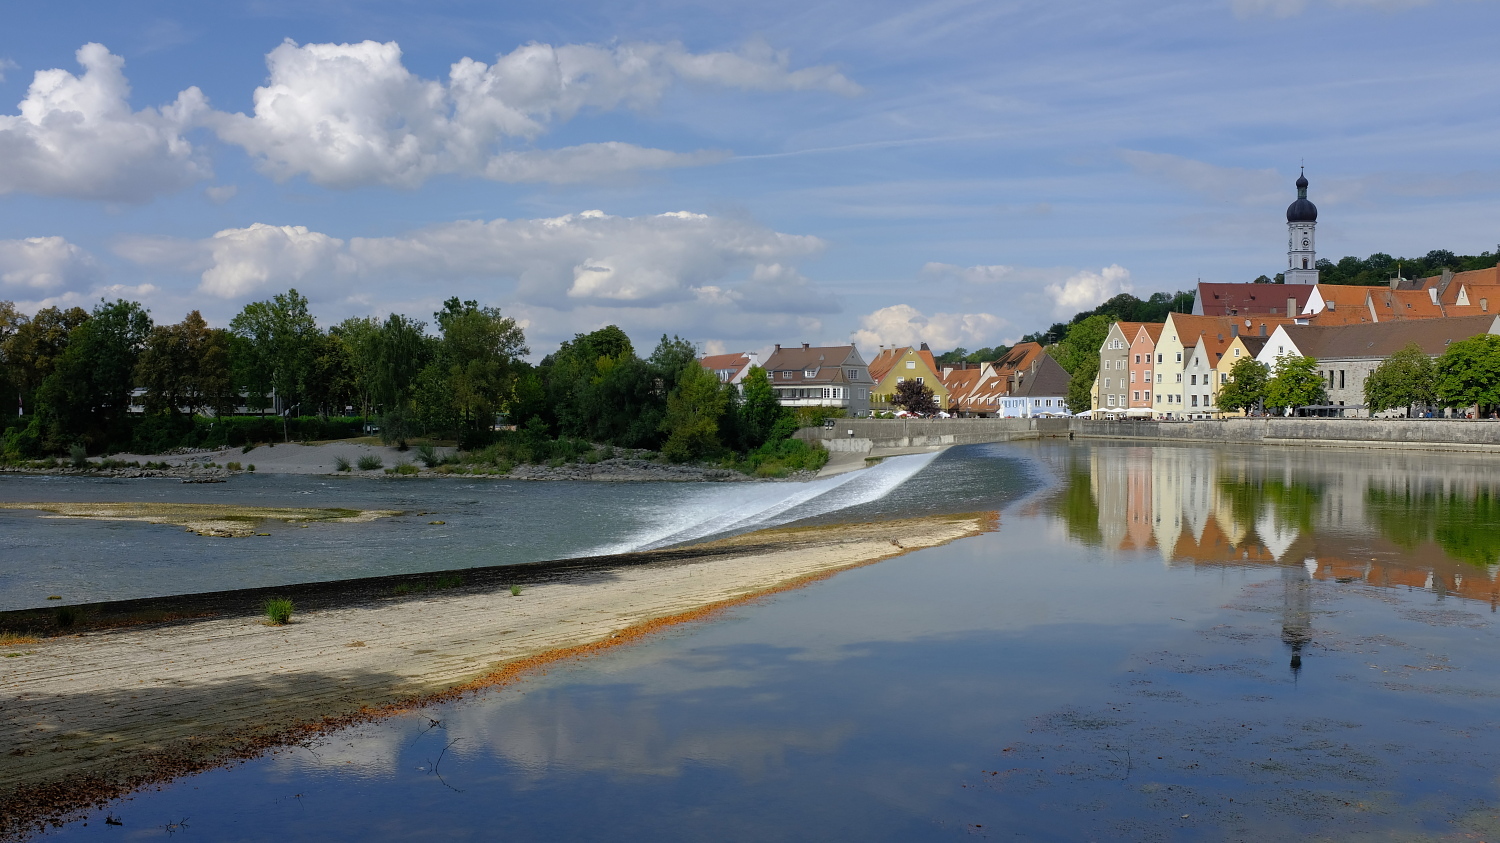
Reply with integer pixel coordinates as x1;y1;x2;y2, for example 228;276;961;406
588;451;944;555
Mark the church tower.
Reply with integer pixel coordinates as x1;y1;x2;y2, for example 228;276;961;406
1284;168;1319;285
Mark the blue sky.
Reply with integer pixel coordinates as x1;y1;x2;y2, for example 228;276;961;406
2;0;1497;357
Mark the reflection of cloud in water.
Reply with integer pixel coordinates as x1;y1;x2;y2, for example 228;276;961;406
442;687;854;782
266;717;415;779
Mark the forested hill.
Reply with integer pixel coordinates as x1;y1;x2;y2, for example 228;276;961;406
1256;249;1499;287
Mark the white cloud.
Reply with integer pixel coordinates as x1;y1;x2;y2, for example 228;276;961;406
0;236;102;290
1119;150;1283;204
0;58;16;83
1045;264;1132;316
851;304;1007;350
1231;0;1433;17
198;223;353;299
204;184;237;203
211;38;853;188
0;44;210;202
922;262;1016;284
123;211;830;321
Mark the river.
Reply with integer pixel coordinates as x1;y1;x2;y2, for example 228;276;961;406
17;441;1500;840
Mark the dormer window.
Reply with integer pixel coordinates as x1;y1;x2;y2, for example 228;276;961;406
804;369;817;378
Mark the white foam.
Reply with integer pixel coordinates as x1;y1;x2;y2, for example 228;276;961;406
586;452;941;555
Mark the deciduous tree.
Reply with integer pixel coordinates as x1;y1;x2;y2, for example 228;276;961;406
1435;334;1500;414
892;377;936;413
1264;354;1324;414
1364;343;1435;416
1216;357;1269;414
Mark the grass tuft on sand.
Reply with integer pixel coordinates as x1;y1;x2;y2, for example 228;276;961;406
0;502;402;538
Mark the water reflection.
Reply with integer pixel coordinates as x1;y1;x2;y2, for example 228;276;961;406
1047;444;1500;610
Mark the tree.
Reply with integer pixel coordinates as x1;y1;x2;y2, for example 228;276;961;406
35;299;152;450
431;298;529;446
330;316;381;420
1216;357;1269;414
736;366;787;449
230;289;319;437
660;358;727;462
3;305;90;417
370;313;430;411
1435;334;1500;415
1364;343;1436;416
1054;314;1111;414
1264;354;1325;414
892;378;936;413
135;311;234;418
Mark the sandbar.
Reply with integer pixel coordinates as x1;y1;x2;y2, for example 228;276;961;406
0;502;402;538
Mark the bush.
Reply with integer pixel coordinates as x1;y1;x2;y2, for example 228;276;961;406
68;444;88;468
55;605;81;629
415;443;440;468
263;597;293;625
387;462;419;475
734;437;829;477
227;461;242;471
357;454;383;471
334;455;351;472
247;464;256;472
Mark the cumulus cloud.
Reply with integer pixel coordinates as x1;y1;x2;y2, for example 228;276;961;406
1046;264;1132;316
1120;150;1283;204
1231;0;1433;17
204;184;237;203
0;236;102;290
122;210;830;315
0;44;210;202
0;58;16;82
210;38;854;188
851;304;1007;350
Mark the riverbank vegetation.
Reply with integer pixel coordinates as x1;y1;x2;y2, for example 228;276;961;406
0;292;825;475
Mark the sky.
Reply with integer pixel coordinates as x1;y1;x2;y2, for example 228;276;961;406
1;0;1498;359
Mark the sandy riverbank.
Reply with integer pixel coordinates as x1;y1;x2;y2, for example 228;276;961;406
0;512;994;839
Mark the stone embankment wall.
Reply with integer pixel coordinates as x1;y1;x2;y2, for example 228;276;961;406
796;416;1500;454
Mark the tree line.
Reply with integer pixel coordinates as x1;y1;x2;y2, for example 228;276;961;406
1251;249;1499;287
0;292;817;467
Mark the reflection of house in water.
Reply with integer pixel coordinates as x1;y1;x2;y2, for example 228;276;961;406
1053;445;1500;611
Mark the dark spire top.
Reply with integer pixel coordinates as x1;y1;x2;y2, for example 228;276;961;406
1287;167;1317;222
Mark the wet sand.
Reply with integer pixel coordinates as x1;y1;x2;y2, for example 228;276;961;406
0;512;994;840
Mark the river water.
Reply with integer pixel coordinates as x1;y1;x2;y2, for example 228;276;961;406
21;442;1500;840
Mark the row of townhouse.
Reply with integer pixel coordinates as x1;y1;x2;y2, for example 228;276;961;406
700;340;1071;419
1094;307;1500;419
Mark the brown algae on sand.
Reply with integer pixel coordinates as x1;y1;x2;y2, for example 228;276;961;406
0;502;402;537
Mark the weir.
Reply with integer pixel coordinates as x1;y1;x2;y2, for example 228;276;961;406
797;416;1500;455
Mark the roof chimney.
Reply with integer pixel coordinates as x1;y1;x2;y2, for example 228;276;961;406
1231;324;1239;337
1259;323;1267;337
1288;297;1297;317
802;342;810;350
920;342;930;352
1440;268;1455;298
774;343;781;350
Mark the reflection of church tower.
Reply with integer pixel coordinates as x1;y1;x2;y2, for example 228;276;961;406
1285;169;1319;285
1281;560;1314;675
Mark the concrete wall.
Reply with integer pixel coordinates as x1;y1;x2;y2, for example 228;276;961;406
796;416;1500;454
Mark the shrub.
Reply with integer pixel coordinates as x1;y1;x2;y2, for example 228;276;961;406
334;455;351;472
509;585;522;596
415;443;440;468
247;464;255;471
547;456;565;468
227;461;242;471
242;443;256;453
357;455;383;471
388;462;419;476
263;597;293;625
68;444;88;469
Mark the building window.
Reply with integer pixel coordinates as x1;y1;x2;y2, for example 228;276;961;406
805;369;817;378
1219;373;1227;384
906;361;916;369
1130;372;1136;383
1175;352;1182;362
1156;354;1162;364
1145;391;1151;401
1233;348;1240;357
1175;374;1182;383
1191;395;1198;407
897;377;905;384
916;377;924;384
1145;369;1151;379
1104;378;1111;389
1107;395;1116;407
847;369;858;380
1190;374;1197;385
1339;370;1345;389
1156;374;1161;383
1134;354;1141;364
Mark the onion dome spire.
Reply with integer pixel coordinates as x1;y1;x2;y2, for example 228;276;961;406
1287;167;1317;222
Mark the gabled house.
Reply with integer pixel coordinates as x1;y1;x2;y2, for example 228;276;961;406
868;343;947;412
995;353;1071;418
698;351;760;392
1097;323;1144;412
1214;334;1268;416
939;361;996;416
1192;282;1313;318
762;343;874;416
1127;323;1164;412
1155;313;1295;417
1255;314;1500;416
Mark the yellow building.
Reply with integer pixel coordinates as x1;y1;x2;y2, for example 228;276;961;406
868;344;947;412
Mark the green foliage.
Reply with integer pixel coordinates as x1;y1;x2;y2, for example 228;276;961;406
1053;314;1112;414
334;455;351;472
415;443;440;467
230;289;318;426
1310;249;1496;287
1367;485;1500;567
135;310;235;418
54;605;81;629
731;437;829;477
379;405;416;449
1364;343;1436;414
36;299;153;451
1019;291;1195;347
892;377;936;413
68;443;88;468
357;454;383;471
934;346;1007;367
387;462;420;475
509;584;523;596
735;366;788;451
428;297;529;447
263;598;293;625
661;359;728;462
1217;357;1270;413
1435;334;1500;413
1264;354;1325;413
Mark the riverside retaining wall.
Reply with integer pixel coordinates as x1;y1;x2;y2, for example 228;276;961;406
796;416;1500;454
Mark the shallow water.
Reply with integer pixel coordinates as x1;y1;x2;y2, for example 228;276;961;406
27;442;1500;840
0;449;1028;610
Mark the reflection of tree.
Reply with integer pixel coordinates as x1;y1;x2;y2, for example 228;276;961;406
1366;486;1500;567
1054;462;1103;547
1218;475;1322;535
